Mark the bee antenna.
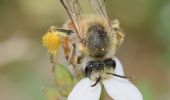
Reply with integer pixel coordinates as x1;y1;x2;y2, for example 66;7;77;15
91;77;101;87
106;73;133;79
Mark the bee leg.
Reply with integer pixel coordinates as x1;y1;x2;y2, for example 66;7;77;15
91;77;101;87
62;36;84;79
62;37;77;65
49;53;56;73
62;37;77;71
106;73;133;79
68;44;76;65
111;20;125;51
62;37;71;61
115;30;125;50
68;43;80;76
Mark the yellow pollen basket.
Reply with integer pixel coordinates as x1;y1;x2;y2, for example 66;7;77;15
43;31;63;55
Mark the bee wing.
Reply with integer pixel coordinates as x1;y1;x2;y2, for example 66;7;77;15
89;0;110;25
60;0;84;39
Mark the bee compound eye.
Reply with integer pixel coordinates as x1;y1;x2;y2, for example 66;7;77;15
104;58;116;69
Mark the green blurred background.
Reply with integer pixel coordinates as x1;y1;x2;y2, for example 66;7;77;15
0;0;170;100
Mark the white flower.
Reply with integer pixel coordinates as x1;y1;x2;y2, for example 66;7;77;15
68;57;143;100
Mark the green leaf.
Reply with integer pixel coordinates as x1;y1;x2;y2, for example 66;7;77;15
54;64;73;96
43;88;66;100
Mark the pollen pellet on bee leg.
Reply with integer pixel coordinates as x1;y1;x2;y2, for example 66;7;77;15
42;31;62;55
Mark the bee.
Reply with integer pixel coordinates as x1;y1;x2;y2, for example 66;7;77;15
51;0;131;86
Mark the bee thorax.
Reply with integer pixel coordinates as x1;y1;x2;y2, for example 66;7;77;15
86;25;110;58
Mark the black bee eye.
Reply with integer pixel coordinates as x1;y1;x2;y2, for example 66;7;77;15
104;58;116;69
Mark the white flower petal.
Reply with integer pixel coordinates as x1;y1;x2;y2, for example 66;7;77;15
103;76;143;100
112;57;124;76
68;78;101;100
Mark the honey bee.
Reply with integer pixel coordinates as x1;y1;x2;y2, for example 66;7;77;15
51;0;131;86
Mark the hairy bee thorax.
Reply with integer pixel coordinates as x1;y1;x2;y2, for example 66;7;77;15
86;25;110;58
74;15;117;59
